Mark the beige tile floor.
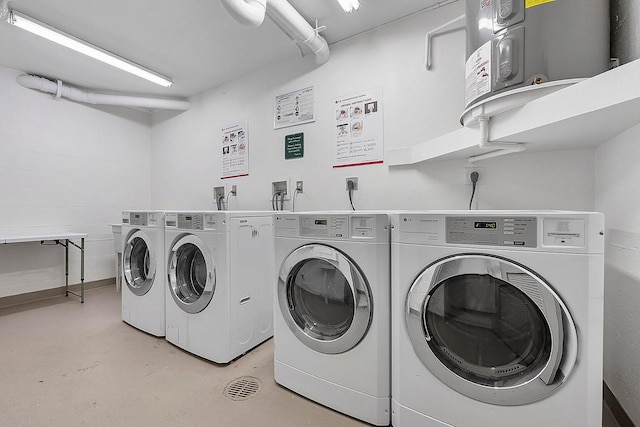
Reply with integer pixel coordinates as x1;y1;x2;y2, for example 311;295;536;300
0;286;621;427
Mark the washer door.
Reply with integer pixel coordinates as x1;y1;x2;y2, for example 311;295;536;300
278;244;372;354
123;230;156;296
167;234;215;314
406;253;577;406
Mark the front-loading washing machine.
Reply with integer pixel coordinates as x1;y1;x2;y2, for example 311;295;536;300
121;211;166;337
164;211;274;363
273;212;391;426
391;211;604;427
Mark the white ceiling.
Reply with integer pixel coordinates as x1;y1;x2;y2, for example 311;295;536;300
0;0;446;100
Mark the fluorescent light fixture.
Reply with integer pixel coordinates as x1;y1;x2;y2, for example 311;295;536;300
8;10;173;87
336;0;360;13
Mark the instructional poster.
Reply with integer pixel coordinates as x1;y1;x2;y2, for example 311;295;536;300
274;86;315;129
220;121;249;179
333;87;384;168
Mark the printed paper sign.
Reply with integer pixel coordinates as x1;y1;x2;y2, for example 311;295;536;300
333;87;384;168
274;87;315;129
221;121;249;179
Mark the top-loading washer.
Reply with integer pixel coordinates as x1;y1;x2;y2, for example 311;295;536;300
121;210;166;337
391;211;604;427
273;211;391;426
164;211;274;363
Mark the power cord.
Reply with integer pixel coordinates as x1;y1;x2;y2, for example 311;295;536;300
468;171;479;210
347;179;356;211
291;188;299;212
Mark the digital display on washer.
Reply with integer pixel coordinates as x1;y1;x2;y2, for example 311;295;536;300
315;219;327;226
474;221;497;229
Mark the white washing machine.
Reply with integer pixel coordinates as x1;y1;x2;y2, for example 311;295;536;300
273;212;391;426
391;211;604;427
121;211;166;337
164;211;274;363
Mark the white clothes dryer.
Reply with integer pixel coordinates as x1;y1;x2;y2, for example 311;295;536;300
391;211;604;427
273;212;391;426
121;211;166;337
164;211;274;363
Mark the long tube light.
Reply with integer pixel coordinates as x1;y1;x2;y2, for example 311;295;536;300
8;10;173;87
336;0;360;13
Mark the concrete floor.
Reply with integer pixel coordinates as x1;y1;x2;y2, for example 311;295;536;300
0;285;621;427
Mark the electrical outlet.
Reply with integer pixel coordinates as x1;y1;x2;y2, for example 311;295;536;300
464;167;483;185
296;181;303;193
346;177;358;191
231;185;237;196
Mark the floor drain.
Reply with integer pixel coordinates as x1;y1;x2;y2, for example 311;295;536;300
223;376;262;401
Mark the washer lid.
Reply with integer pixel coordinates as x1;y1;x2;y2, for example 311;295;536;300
123;229;156;296
278;244;372;354
406;253;577;406
167;234;215;314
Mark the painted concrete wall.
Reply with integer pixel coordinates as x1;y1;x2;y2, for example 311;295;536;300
151;2;596;214
596;123;640;425
611;0;640;64
0;66;152;297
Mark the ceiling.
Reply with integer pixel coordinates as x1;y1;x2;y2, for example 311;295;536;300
0;0;446;100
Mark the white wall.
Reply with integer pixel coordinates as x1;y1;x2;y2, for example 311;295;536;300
151;2;596;213
596;123;640;425
0;66;152;297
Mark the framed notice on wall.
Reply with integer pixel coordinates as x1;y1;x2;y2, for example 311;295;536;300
221;121;249;179
333;87;384;168
274;86;315;129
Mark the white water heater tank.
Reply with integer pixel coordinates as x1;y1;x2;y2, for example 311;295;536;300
464;0;610;109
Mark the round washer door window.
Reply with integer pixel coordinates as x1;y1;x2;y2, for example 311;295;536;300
123;230;156;296
278;244;372;354
406;254;577;406
167;235;215;314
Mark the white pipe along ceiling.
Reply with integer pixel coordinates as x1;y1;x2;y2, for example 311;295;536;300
16;74;192;111
220;0;330;65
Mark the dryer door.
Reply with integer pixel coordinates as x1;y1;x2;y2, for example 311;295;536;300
278;244;372;354
167;234;215;314
406;253;577;406
123;230;156;296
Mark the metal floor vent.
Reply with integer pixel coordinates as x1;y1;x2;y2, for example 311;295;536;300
223;376;262;401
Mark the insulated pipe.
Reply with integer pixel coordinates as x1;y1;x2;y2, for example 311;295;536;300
219;0;266;27
267;0;329;65
219;0;330;65
467;116;526;163
17;74;191;111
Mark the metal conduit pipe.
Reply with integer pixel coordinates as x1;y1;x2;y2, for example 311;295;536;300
219;0;330;65
17;74;191;111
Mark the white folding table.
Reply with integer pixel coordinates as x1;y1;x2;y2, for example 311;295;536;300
1;232;87;303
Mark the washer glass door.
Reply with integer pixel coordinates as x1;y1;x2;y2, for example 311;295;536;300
406;253;577;405
123;230;156;296
168;234;215;314
278;244;372;354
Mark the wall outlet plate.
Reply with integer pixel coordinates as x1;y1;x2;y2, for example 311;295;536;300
272;180;289;199
464;167;483;185
213;186;226;199
346;177;358;191
296;180;303;193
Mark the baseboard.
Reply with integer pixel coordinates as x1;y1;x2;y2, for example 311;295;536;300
604;382;636;427
0;278;115;309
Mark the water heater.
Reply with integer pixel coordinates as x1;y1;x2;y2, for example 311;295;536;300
464;0;610;109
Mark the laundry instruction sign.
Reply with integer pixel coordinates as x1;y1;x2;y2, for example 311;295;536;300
220;121;249;179
274;86;315;129
285;133;304;159
333;87;384;168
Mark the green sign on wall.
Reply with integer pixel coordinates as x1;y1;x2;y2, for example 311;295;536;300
285;133;304;159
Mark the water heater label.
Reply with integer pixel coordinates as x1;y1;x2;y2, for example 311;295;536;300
526;0;554;8
465;40;492;107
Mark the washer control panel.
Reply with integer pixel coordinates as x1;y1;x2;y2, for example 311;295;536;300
299;215;375;239
446;216;537;247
